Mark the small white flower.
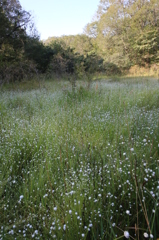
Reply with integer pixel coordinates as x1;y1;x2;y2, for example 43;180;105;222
130;148;134;152
81;233;85;237
126;210;130;215
9;230;14;235
54;206;57;211
69;210;72;214
63;224;66;231
43;194;48;198
144;177;148;181
124;231;129;238
150;234;154;238
19;195;24;200
143;232;149;238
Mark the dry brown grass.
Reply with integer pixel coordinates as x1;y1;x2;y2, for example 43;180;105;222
127;64;159;78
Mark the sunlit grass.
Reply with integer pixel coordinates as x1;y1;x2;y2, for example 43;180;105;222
0;78;159;239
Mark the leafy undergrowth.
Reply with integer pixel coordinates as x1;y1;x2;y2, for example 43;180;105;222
0;78;159;240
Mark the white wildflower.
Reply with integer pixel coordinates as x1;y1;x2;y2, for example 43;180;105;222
126;210;130;215
43;194;48;198
19;195;24;200
63;224;66;231
124;231;129;238
54;206;57;211
143;232;149;238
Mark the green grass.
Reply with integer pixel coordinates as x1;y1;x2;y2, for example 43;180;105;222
0;78;159;239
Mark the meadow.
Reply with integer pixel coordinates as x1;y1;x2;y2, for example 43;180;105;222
0;77;159;240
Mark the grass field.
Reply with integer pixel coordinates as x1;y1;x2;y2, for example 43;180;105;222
0;77;159;240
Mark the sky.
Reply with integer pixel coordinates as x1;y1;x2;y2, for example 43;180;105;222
19;0;99;40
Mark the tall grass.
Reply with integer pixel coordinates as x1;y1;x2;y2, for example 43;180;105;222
0;78;159;239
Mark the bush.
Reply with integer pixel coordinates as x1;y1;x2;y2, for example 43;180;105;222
103;62;121;75
0;61;37;83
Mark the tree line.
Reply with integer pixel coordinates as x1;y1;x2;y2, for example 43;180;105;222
47;0;159;70
0;0;159;83
84;0;159;68
0;0;107;83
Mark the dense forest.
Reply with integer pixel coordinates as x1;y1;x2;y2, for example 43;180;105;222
0;0;159;83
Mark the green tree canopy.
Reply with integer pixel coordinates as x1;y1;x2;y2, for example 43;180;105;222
84;0;159;67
